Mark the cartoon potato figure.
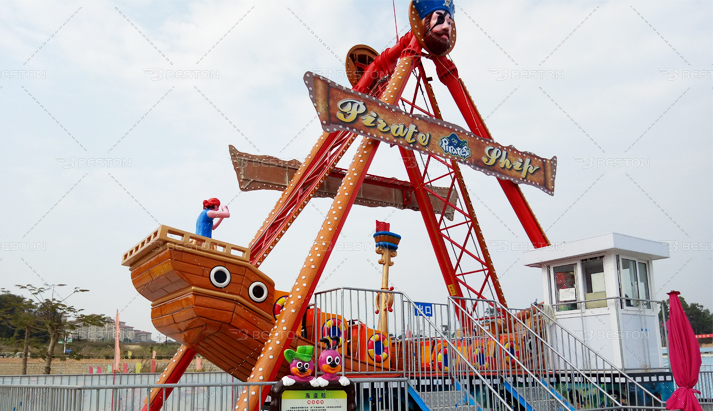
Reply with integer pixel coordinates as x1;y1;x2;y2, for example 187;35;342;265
410;0;457;56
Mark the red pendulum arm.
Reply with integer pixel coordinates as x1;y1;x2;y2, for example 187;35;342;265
142;346;196;411
433;55;550;248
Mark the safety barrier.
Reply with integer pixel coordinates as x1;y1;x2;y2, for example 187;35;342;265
451;297;668;410
528;300;668;409
314;287;513;410
698;365;713;406
0;377;407;411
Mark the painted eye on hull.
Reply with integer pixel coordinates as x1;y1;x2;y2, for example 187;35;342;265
335;357;340;365
249;281;269;303
209;266;231;288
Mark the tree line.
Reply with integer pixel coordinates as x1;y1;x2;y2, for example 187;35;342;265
0;284;109;374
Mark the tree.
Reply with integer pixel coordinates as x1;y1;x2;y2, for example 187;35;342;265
679;298;713;336
660;297;713;345
0;292;26;338
0;290;42;374
15;284;110;374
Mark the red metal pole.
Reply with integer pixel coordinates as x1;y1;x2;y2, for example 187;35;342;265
143;346;196;411
399;147;463;299
433;56;550;248
236;34;423;411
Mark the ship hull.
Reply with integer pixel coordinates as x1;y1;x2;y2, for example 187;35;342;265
150;288;290;380
124;226;290;380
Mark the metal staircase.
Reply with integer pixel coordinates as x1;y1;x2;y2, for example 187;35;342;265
313;288;513;410
450;297;667;410
311;288;666;411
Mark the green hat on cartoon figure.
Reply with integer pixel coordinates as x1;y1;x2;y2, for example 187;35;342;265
284;345;314;363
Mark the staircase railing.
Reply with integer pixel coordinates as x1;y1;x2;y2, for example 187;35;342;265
452;297;669;409
312;287;513;410
451;298;608;410
527;301;667;409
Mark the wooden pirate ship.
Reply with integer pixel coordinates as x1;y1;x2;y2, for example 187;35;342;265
122;225;399;381
122;225;294;380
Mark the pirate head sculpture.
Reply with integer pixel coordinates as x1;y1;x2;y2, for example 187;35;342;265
410;0;457;56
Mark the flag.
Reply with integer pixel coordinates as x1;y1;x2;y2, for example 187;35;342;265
114;310;120;374
376;220;390;232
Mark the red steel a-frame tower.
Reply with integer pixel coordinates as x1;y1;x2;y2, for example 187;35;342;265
142;10;553;411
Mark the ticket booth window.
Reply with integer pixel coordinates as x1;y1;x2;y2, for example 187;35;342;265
637;261;651;308
620;257;651;308
582;256;606;308
553;264;577;311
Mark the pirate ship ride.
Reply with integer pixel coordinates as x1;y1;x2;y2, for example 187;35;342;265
118;1;665;410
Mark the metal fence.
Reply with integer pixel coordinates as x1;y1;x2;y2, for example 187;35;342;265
545;296;668;370
452;297;668;410
698;365;713;405
0;372;236;387
0;377;408;411
527;300;668;408
314;287;515;410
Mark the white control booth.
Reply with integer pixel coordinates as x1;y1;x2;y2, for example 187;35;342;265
523;233;670;370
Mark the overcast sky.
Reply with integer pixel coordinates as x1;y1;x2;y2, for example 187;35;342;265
0;0;710;340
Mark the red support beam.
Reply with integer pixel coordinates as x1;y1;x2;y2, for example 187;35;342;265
433;55;550;248
143;346;196;411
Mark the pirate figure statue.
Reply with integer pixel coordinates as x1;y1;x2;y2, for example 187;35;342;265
410;0;457;56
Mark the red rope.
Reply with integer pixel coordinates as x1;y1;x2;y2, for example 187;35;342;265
392;0;399;40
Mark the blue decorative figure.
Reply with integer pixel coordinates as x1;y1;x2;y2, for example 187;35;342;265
196;198;230;238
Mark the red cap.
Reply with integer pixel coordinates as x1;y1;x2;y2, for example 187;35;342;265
203;198;220;208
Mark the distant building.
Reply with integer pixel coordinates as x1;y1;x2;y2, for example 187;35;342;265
71;321;152;343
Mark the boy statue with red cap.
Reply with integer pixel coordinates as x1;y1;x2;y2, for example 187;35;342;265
196;198;230;238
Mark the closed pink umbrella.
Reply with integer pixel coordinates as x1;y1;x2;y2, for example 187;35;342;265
666;291;702;411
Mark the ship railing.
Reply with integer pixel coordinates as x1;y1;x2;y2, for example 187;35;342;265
313;287;514;410
453;297;667;409
121;225;250;267
0;378;408;411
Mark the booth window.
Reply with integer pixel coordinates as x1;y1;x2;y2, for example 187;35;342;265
553;264;577;311
582;256;606;308
620;257;651;308
637;261;651;308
